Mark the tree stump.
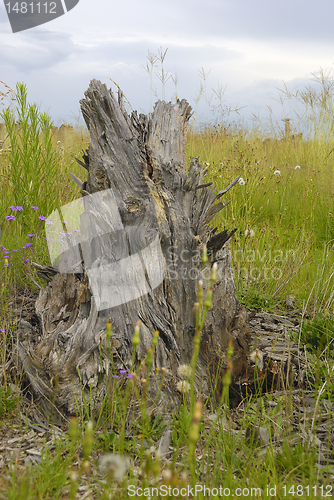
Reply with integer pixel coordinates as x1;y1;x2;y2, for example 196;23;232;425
14;80;250;422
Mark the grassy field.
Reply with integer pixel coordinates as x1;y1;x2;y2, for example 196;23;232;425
0;81;334;499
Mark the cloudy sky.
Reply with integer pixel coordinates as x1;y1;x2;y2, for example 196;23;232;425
1;0;334;129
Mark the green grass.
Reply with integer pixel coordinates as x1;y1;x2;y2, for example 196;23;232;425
0;79;334;498
188;125;334;314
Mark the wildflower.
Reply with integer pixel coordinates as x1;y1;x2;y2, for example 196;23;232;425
295;165;301;169
197;281;204;301
238;177;246;186
202;244;208;265
146;348;153;364
152;330;159;349
0;329;5;333
15;206;23;211
98;453;127;481
38;215;46;221
119;370;127;374
274;170;281;175
46;221;53;225
244;229;255;237
83;421;94;460
5;215;15;221
210;262;218;283
9;205;16;211
106;318;112;342
132;321;141;346
250;349;264;370
31;206;39;210
57;140;61;144
177;364;192;378
176;380;191;394
27;234;35;237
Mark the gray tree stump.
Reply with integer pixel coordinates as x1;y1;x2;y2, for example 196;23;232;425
14;80;250;421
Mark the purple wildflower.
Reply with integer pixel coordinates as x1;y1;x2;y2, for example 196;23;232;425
9;205;16;210
113;375;119;378
126;374;132;379
46;221;53;225
38;215;46;221
27;234;35;238
0;329;5;333
23;260;29;263
15;206;23;211
31;206;39;210
120;370;127;374
5;215;15;221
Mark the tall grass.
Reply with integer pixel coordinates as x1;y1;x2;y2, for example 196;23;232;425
0;82;88;290
188;117;334;314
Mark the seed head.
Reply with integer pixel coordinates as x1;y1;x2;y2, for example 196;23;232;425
177;364;192;378
176;380;191;394
98;453;127;481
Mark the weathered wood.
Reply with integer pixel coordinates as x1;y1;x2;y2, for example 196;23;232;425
13;80;250;421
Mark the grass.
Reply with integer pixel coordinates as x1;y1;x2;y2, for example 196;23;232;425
0;79;334;498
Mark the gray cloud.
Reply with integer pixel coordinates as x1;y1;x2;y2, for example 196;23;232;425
0;0;333;125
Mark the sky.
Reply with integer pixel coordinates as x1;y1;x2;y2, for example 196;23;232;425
1;0;334;131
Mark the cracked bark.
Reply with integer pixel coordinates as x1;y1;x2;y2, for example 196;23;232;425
14;80;250;422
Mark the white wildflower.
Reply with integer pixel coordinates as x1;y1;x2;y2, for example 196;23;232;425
295;165;301;169
238;177;246;186
274;170;281;175
176;380;191;394
98;453;127;480
244;229;255;237
250;349;264;370
177;364;192;378
204;162;210;167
